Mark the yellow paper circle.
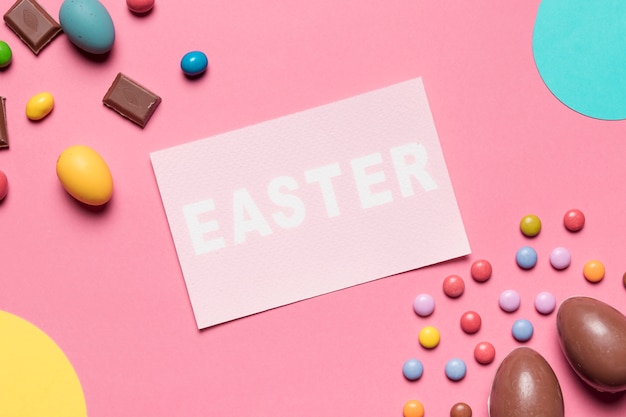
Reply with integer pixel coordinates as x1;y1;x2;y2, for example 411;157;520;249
0;311;87;417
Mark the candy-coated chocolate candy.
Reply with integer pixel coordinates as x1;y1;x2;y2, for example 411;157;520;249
460;311;481;334
535;291;556;314
499;289;521;313
512;319;533;342
181;51;208;76
56;145;113;206
413;293;435;317
557;296;626;392
59;0;115;54
443;274;465;298
563;208;585;232
520;214;541;237
402;358;423;381
418;325;440;349
445;358;467;381
470;259;492;282
25;92;54;121
474;341;495;364
403;400;424;417
0;170;7;200
489;347;564;417
549;247;571;270
450;402;472;417
0;41;12;68
127;0;155;13
583;259;605;282
515;245;537;269
623;272;626;289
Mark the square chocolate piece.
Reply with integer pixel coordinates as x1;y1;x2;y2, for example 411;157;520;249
3;0;62;55
103;73;162;128
0;97;8;149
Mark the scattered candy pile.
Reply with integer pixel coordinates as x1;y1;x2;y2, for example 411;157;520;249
0;0;209;206
401;208;625;417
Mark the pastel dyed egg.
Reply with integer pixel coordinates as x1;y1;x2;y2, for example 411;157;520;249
25;92;54;121
180;51;208;76
489;347;564;417
56;145;113;206
557;296;626;392
59;0;115;54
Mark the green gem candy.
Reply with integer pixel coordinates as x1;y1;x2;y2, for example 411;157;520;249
0;41;13;68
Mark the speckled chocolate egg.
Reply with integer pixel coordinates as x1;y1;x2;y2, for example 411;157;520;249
557;296;626;392
488;347;564;417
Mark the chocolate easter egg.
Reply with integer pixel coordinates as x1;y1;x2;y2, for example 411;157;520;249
557;296;626;392
488;347;564;417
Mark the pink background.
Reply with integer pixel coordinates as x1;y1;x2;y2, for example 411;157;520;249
1;0;625;416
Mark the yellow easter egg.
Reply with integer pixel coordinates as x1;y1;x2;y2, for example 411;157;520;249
56;145;113;205
26;92;55;121
0;311;87;417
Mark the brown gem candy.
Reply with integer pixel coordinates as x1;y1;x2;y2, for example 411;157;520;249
450;402;472;417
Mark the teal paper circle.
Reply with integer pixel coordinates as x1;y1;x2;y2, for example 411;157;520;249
532;0;626;120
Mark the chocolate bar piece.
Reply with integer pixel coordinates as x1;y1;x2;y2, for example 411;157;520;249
102;73;162;128
0;97;8;149
3;0;62;55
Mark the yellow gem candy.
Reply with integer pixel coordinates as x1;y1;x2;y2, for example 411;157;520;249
418;325;440;349
520;214;542;237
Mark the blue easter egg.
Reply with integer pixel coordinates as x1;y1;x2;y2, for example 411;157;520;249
181;51;208;76
59;0;115;54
